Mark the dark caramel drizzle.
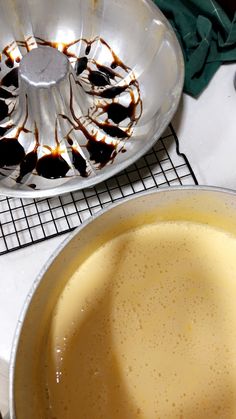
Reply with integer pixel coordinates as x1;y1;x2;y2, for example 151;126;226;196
88;70;110;87
36;119;70;179
96;63;117;79
72;148;87;177
60;81;116;168
75;57;88;76
0;138;25;168
16;124;39;183
86;138;116;165
0;125;13;137
0;35;142;183
28;183;36;189
17;149;38;182
0;87;14;99
0;96;29;169
105;102;135;124
0;100;9;122
1;67;19;88
36;153;70;179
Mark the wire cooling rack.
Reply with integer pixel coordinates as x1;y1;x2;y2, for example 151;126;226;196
0;125;198;255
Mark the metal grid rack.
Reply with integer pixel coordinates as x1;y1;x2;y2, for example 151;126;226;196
0;125;198;255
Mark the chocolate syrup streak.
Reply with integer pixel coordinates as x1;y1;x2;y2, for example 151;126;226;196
0;96;29;170
28;183;36;189
88;70;110;87
0;87;15;99
17;124;39;183
1;67;19;88
69;49;139;144
0;124;14;137
0;100;9;122
35;35;141;115
75;57;88;76
62;77;117;167
72;148;87;177
0;137;25;168
66;131;89;176
0;35;142;184
16;149;37;182
36;119;70;179
89;116;129;139
96;63;117;79
105;102;135;124
0;54;19;146
37;153;70;179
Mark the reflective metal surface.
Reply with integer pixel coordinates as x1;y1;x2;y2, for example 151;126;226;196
8;186;236;418
0;0;184;198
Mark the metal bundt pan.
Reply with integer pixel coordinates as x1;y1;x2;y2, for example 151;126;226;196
0;0;184;198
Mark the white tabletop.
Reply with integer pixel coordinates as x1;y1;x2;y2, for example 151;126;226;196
1;63;236;414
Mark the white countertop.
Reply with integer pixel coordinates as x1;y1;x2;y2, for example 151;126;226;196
1;62;236;414
172;63;236;189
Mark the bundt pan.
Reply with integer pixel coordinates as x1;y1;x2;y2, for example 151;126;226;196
0;0;184;198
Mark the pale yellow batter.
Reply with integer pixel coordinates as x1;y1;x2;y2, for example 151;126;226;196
43;221;236;418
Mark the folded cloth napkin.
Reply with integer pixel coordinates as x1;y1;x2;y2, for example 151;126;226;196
153;0;236;97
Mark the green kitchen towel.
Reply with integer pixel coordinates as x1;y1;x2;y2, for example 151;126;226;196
153;0;236;97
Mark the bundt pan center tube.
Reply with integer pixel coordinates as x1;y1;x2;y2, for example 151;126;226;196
0;0;184;197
